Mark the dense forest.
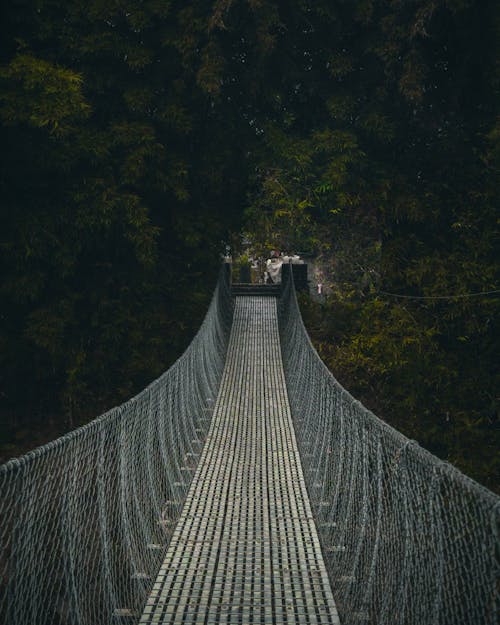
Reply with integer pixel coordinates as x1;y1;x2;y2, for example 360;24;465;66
0;1;498;490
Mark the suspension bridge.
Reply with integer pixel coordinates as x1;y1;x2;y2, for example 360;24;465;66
0;265;498;625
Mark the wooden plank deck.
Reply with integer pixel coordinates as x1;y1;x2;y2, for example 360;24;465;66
139;297;339;625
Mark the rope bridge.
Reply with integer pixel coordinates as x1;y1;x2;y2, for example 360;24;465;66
0;265;498;625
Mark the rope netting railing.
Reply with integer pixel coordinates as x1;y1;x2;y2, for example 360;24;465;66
278;266;499;625
0;265;234;625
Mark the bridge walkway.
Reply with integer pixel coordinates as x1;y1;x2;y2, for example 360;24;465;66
139;296;339;624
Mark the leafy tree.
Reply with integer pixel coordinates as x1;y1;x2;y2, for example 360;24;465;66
0;0;497;492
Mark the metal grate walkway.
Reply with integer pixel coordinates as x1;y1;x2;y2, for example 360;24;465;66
140;297;339;625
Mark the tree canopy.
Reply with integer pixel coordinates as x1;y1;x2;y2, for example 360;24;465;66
1;0;498;489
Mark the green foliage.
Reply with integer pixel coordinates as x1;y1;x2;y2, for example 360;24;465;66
0;0;498;493
301;291;499;492
0;54;91;132
240;0;499;489
0;0;248;459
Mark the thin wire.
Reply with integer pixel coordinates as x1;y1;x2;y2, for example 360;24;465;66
377;288;500;301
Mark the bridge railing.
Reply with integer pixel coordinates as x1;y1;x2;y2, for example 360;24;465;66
279;268;499;625
0;266;234;625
